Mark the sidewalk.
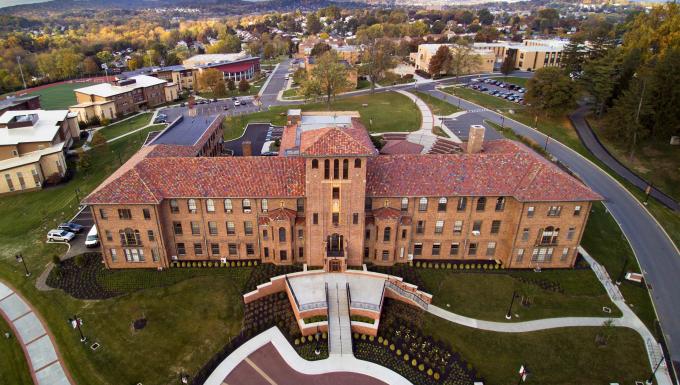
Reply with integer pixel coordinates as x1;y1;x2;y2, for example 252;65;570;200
0;280;73;385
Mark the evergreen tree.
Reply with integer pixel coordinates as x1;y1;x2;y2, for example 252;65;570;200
525;67;577;116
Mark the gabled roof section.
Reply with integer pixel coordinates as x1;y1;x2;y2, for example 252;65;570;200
372;207;402;220
267;208;298;222
299;126;376;157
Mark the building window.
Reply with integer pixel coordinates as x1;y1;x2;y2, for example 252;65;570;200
211;243;220;255
531;247;554;262
413;243;423;256
343;159;349;179
119;228;141;246
561;247;570;261
99;209;108;219
244;221;253;236
194;243;203;255
435;220;444;234
246;244;255;255
353;213;359;224
495;197;506;211
298;247;304;259
242;199;252;213
472;221;482;233
401;229;407;239
298;228;303;238
205;199;215;212
188;199;197;213
151;248;160;262
457;197;467;211
490;220;501;234
332;213;339;225
416;221;425;234
527;206;535;217
365;198;372;211
450;243;459;256
332;187;340;199
453;220;463;234
401;197;409;211
118;209;132;220
105;230;113;241
437;197;447;212
208;222;218;236
147;230;155;241
418;197;428;211
476;197;486;211
280;250;288;260
333;159;340;179
263;229;268;240
5;174;14;192
354;159;361;168
224;199;233;212
190;221;200;235
297;198;304;212
547;206;562;217
143;209;151;219
312;159;319;169
540;227;559;245
177;243;186;256
486;242;496;257
574;205;582;216
263;247;270;258
324;160;330;179
261;199;268;212
567;227;576;240
173;222;183;235
278;227;286;242
468;243;478;256
516;248;524;262
226;221;235;235
432;243;441;256
228;243;237;255
364;247;370;259
313;213;318;225
383;227;391;242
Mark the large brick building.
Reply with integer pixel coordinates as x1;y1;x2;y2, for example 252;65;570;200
83;111;600;271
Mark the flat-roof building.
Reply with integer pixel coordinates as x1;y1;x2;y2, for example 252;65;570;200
472;39;569;71
410;44;495;76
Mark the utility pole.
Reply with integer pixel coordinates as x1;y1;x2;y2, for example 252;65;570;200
16;56;27;90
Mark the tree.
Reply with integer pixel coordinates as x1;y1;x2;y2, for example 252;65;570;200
360;38;396;93
449;44;482;80
90;131;108;150
428;45;453;78
198;68;226;96
83;56;99;75
303;51;350;108
525;67;577;116
606;76;652;160
560;38;587;78
227;79;236;91
206;35;242;54
96;50;113;64
500;55;514;76
306;13;322;35
477;9;494;26
310;42;331;57
263;42;276;59
292;68;306;85
474;26;499;43
238;79;250;93
580;50;621;117
213;79;227;98
77;151;92;174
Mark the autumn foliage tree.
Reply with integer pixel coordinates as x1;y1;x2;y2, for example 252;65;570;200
428;45;452;78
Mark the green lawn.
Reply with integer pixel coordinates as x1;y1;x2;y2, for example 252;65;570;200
414;91;461;116
98;113;153;140
356;79;372;90
421;269;620;321
222;107;289;141
423;314;649;385
282;88;301;99
490;76;529;88
19;82;97;110
0;316;32;385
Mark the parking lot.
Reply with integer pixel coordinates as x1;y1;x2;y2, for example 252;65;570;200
223;123;283;156
47;205;99;259
467;78;527;104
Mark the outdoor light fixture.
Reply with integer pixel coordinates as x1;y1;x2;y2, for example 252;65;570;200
15;254;30;277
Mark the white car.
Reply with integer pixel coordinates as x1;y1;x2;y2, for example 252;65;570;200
234;100;241;106
85;225;99;248
47;229;75;242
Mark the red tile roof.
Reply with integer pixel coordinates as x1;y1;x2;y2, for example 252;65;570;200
380;140;424;155
372;207;402;220
300;126;376;156
267;208;298;222
146;144;198;158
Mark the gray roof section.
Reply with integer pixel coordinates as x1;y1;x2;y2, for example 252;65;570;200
151;113;220;146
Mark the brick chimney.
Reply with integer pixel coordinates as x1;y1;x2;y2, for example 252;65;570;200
466;125;485;154
287;109;302;126
242;140;253;156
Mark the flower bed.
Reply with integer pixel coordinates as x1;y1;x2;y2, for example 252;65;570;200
353;299;479;385
46;253;119;299
242;263;303;294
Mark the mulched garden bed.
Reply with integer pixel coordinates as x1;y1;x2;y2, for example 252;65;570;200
46;253;120;299
242;263;303;294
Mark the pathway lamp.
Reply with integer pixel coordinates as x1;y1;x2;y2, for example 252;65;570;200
68;315;86;342
15;254;30;277
505;290;518;320
314;325;321;356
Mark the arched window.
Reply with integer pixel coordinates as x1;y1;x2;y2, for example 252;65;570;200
476;197;486;211
120;228;140;246
541;226;559;244
324;159;330;179
343;159;349;179
438;197;448;212
354;159;361;168
401;197;409;211
206;199;215;212
278;227;286;243
242;199;252;213
312;159;319;169
333;159;340;179
383;227;391;242
187;199;197;213
418;197;428;211
457;197;467;211
495;197;506;211
224;199;233;212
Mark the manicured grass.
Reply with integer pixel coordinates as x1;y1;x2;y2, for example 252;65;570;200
490;76;528;88
20;82;97;110
432;126;448;137
356;79;372;90
588;116;680;202
414;91;461;116
282;88;301;98
423;314;650;385
98;113;153;140
421;269;620;321
222;107;289;140
0;316;32;385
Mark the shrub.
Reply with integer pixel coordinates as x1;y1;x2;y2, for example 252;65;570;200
248;261;252;266
294;338;300;345
378;336;383;343
361;334;367;340
453;264;458;269
52;255;61;266
353;333;359;339
208;262;213;267
74;254;86;267
464;264;470;269
433;372;440;380
415;262;421;268
434;263;440;269
411;359;417;367
427;368;433;376
403;353;409;361
396;349;402;355
322;332;327;339
390;344;395;351
253;261;258;266
369;335;374;342
446;263;451;269
181;262;186;267
307;335;313;342
382;339;388;346
418;363;425;371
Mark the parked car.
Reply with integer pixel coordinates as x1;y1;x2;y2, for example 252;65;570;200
58;222;84;233
180;102;186;107
231;96;238;101
234;100;241;106
223;105;229;110
47;229;75;242
85;226;99;248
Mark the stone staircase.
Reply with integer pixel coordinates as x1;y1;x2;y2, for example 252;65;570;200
428;137;463;154
327;278;353;356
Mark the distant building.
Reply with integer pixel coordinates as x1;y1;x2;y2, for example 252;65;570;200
0;109;79;195
472;39;569;71
410;44;495;75
70;75;179;123
183;53;261;83
0;95;41;116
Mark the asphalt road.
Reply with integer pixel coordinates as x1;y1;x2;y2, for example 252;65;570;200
417;82;680;370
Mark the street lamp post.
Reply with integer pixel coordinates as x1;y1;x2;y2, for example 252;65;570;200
646;355;664;385
616;258;629;285
505;290;518;320
643;183;652;206
314;325;321;356
180;373;190;384
501;115;505;130
69;315;86;342
543;135;550;151
517;365;529;385
15;254;30;277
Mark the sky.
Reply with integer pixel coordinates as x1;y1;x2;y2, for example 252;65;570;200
0;0;51;8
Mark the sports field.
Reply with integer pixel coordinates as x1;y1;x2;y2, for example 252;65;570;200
13;82;97;110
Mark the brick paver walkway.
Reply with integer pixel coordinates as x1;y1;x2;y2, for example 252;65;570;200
0;280;73;385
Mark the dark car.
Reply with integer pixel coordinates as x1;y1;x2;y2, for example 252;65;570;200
58;222;84;233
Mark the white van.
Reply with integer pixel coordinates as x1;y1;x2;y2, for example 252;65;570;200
85;225;99;248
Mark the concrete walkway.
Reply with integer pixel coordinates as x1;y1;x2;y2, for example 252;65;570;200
203;327;411;385
0;280;73;385
396;90;439;153
426;247;673;385
326;275;352;356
